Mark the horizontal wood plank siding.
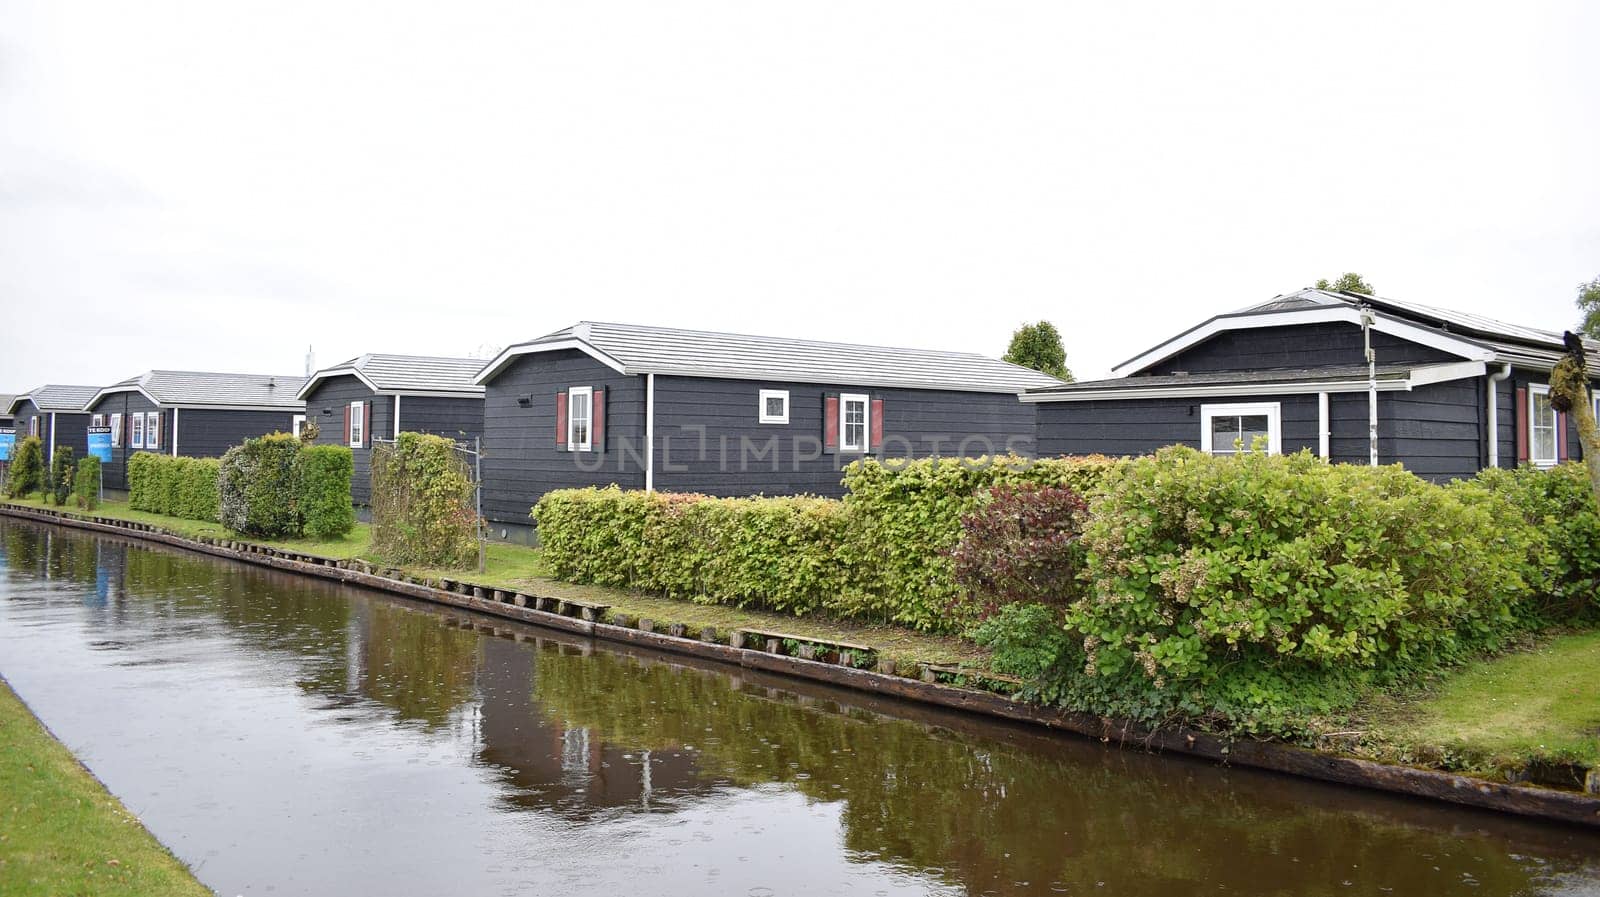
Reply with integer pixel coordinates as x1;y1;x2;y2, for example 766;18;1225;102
393;395;484;443
1147;322;1458;374
173;409;299;459
84;392;158;490
480;350;645;524
303;375;388;505
1379;381;1481;482
1037;393;1323;458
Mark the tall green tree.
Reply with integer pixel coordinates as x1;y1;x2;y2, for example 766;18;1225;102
1002;321;1073;381
1314;272;1376;294
1576;276;1600;341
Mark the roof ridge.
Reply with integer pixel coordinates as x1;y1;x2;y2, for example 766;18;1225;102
570;320;992;358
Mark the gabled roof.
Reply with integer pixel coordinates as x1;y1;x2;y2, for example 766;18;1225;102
90;371;307;410
1111;288;1600;378
475;321;1063;394
297;354;488;400
1022;360;1486;402
8;385;101;414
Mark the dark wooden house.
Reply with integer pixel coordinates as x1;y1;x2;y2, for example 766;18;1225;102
297;354;487;505
6;385;101;465
85;370;308;491
1026;289;1599;481
473;321;1059;537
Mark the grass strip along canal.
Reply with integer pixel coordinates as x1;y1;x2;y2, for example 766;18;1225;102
1;516;1598;896
2;498;1599;831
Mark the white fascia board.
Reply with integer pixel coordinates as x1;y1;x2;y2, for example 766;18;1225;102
1405;360;1487;388
5;394;32;415
296;366;381;400
1021;378;1417;403
166;403;306;412
373;389;486;399
1110;306;1497;376
641;367;1049;395
472;338;629;385
85;383;160;410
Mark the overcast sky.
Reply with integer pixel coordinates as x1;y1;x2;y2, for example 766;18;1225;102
3;2;1597;391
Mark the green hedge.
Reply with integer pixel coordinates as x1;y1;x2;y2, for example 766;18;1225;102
299;445;356;539
977;446;1547;734
73;455;100;510
533;455;1116;631
128;453;221;522
370;433;474;566
1464;462;1599;620
220;434;303;537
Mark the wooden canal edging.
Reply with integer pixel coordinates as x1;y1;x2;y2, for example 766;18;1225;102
4;501;1599;830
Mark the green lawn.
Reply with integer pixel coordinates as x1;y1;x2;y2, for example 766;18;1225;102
1352;631;1600;775
0;677;212;896
2;497;983;667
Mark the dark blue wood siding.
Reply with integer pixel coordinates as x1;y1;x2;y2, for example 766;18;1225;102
481;351;646;524
1380;381;1483;482
84;391;158;490
174;408;299;459
13;401;96;469
1036;393;1326;459
303;375;389;505
1145;322;1458;374
650;377;1037;498
393;395;483;443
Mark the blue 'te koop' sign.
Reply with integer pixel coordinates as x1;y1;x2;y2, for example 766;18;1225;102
87;427;114;464
0;428;14;462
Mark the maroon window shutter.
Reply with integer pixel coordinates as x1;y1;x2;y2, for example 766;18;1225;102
1514;388;1528;464
555;391;568;447
592;387;606;452
869;398;884;451
344;405;351;445
1557;411;1569;462
363;402;372;446
823;394;839;451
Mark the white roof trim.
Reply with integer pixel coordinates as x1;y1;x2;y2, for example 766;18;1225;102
86;383;161;409
296;366;381;400
1022;361;1486;403
473;338;630;385
1110;306;1497;376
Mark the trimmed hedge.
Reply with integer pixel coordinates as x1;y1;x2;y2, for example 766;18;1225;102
299;445;356;539
220;434;303;537
1464;462;1600;619
73;455;100;510
370;433;475;566
533;455;1116;632
129;453;221;523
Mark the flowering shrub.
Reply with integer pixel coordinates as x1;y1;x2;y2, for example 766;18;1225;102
949;484;1089;615
370;433;477;567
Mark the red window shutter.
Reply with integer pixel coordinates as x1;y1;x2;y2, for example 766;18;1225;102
344;405;351;445
1557;412;1569;462
869;398;884;450
592;388;606;452
823;394;839;450
555;391;568;446
363;402;371;445
1515;387;1528;463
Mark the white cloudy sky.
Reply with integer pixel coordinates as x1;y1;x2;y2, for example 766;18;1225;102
2;1;1597;390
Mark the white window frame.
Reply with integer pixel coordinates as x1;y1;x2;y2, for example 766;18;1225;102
567;386;593;452
1200;402;1282;456
145;412;160;450
758;389;790;424
28;416;39;437
348;401;364;448
110;413;122;447
839;393;869;452
1528;383;1557;467
292;414;307;438
131;412;145;449
91;413;104;428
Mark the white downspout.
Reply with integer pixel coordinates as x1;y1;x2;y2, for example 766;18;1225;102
1317;392;1330;459
48;412;56;463
393;395;401;439
1362;307;1378;466
645;373;655;492
1487;362;1512;468
171;408;179;456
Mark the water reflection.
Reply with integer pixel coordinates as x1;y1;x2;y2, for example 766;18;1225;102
2;520;1598;897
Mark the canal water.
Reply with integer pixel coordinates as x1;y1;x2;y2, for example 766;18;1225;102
2;520;1598;897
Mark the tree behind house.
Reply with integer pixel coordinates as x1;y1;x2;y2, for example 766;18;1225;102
1314;272;1376;294
1003;321;1073;381
1576;276;1600;341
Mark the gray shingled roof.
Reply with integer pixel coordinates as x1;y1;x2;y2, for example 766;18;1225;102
297;354;487;399
92;371;306;410
479;321;1063;393
1240;288;1599;353
8;385;101;414
0;395;14;419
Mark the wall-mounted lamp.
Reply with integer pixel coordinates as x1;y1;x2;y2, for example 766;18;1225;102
322;407;333;416
517;394;532;408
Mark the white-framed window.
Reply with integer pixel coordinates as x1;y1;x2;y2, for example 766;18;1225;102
1201;402;1281;456
145;412;161;450
758;389;789;424
131;413;145;448
567;387;592;451
840;393;869;452
1529;384;1557;467
348;402;364;448
292;414;307;438
28;416;39;437
91;413;104;427
110;413;122;447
